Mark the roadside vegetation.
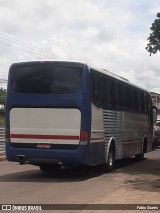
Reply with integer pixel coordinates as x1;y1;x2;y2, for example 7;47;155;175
146;12;160;56
0;88;6;126
0;109;5;126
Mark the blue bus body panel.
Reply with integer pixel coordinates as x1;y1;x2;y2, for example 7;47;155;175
6;143;89;166
89;142;106;165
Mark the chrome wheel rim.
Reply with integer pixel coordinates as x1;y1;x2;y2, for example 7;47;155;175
108;151;113;166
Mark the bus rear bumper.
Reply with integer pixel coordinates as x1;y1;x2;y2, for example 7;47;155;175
6;143;89;167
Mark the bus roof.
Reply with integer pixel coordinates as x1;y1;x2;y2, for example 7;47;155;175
10;60;84;69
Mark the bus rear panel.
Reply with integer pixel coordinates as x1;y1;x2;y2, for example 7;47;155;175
6;61;92;167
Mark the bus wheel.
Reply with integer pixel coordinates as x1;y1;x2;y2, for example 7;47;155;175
135;140;146;161
135;153;144;161
39;164;61;172
106;145;115;172
100;145;115;173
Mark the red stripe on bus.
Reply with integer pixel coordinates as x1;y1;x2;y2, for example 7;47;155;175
10;134;80;140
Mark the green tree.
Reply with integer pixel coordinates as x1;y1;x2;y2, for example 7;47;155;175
146;12;160;56
0;87;6;107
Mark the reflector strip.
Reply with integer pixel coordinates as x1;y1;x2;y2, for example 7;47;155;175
91;137;104;141
10;134;79;140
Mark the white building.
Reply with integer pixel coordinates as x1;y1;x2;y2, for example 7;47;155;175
150;92;160;115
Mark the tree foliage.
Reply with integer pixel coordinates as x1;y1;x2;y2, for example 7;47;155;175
0;87;6;107
146;12;160;56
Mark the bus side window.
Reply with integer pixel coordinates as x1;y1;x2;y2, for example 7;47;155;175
91;70;102;107
138;91;145;113
133;89;138;111
114;80;122;110
102;75;114;109
123;84;128;110
141;92;145;113
144;93;148;113
114;80;120;108
128;86;132;110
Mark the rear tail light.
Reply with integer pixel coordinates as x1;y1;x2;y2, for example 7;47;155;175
5;128;10;143
80;130;88;145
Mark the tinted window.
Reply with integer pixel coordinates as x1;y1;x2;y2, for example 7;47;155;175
90;69;149;114
91;70;102;106
114;80;120;107
123;84;128;109
10;65;82;94
102;75;113;107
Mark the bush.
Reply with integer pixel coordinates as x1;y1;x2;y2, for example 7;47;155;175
0;108;5;126
0;117;5;126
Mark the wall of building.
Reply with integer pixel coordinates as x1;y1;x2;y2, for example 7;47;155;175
150;92;160;115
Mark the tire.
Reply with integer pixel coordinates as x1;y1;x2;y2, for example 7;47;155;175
100;144;115;173
106;145;115;172
135;140;146;161
39;164;61;172
135;153;144;161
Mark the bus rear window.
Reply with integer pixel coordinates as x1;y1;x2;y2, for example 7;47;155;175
10;65;82;94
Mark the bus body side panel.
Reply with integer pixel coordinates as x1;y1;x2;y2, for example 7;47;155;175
89;103;105;165
103;109;152;160
121;111;152;156
103;110;123;160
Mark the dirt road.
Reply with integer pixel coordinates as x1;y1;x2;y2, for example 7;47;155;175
0;149;159;212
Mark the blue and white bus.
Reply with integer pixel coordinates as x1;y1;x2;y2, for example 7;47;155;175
5;61;156;172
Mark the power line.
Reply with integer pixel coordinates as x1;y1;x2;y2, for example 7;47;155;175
0;79;7;88
0;41;56;59
0;34;75;61
0;79;7;83
0;79;7;86
0;34;66;59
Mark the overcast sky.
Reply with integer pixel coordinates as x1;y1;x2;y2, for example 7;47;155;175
0;0;160;92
